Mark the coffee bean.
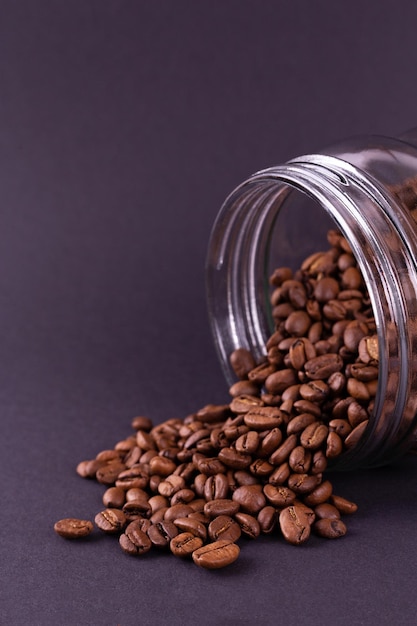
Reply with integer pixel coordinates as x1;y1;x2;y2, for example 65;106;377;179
119;521;152;555
192;540;240;569
174;517;207;541
330;494;358;514
102;486;126;508
235;430;260;454
314;518;347;539
234;512;261;538
218;447;252;470
232;484;266;514
229;348;256;379
257;506;277;533
204;498;240;518
131;416;153;432
147;520;179;548
300;422;329;450
54;518;93;539
265;369;299;394
208;515;241;542
203;473;229;501
244;407;284;430
170;532;204;557
314;503;340;520
279;505;311;545
95;508;126;533
304;354;344;380
263;484;296;507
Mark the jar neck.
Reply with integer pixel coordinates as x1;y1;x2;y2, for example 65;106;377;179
206;137;417;467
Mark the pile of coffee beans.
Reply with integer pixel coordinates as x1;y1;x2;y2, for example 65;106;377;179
54;230;378;569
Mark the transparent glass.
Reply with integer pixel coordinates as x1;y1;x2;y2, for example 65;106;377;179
206;130;417;469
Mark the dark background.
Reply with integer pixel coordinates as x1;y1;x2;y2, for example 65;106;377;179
2;1;417;624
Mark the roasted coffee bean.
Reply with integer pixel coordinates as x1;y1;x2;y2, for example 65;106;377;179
174;517;207;541
125;487;148;502
230;395;264;414
347;378;370;401
102;486;126;508
229;348;256;379
244;407;284;430
328;419;352;438
289;338;316;370
232;484;266;514
192;540;240;570
286;412;316;435
265;369;299;394
234;512;261;538
300;422;329;450
247;361;277;384
148;495;169;514
131;416;153;432
196;404;230;423
163;503;194;522
284;310;312;337
269;266;293;287
299;380;329;403
326;431;343;458
149;455;177;476
257;506;277;534
170;488;196;505
76;458;106;479
257;428;283;456
147;520;179;547
95;449;122;462
279;505;311;545
119;522;152;556
96;462;126;485
331;494;358;514
287;473;321;495
122;500;152;520
204;498;240;518
234;470;259;486
314;503;341;520
344;420;368;449
269;434;298;465
208;515;241;542
304;354;344;380
311;450;327;474
196;457;226;476
289;446;312;473
314;277;340;302
54;518;93;539
218;447;252;469
203;473;229;501
170;532;203;557
314;518;347;539
268;462;291;486
229;380;260;398
303;480;333;506
263;484;296;507
158;475;185;497
223;423;249;441
115;466;149;490
347;401;369;428
250;458;274;477
95;508;126;534
235;430;260;454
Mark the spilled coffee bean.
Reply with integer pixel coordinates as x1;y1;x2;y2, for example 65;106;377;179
55;230;374;568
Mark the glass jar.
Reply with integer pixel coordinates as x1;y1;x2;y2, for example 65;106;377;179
206;130;417;469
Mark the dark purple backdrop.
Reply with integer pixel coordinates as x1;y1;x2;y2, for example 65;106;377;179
2;2;417;624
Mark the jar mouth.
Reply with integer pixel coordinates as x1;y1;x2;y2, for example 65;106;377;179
206;153;417;468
